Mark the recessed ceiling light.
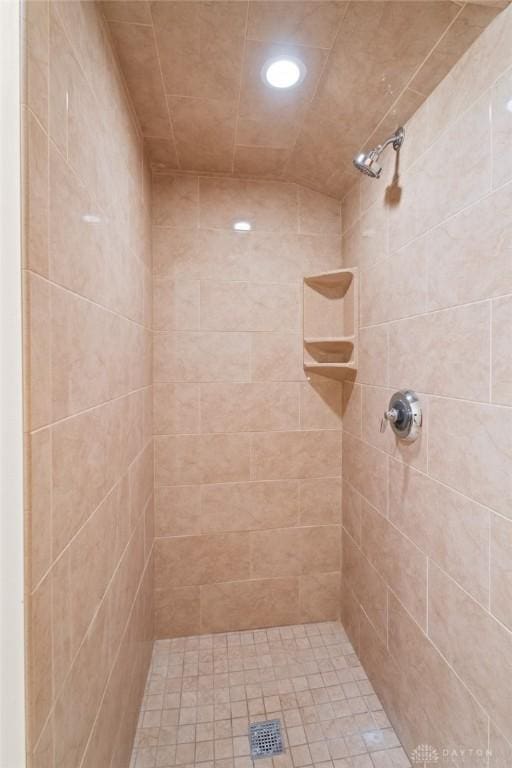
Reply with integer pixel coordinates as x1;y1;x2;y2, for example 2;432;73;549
233;220;252;232
262;57;306;90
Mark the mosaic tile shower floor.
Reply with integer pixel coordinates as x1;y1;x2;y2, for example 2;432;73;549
130;622;410;768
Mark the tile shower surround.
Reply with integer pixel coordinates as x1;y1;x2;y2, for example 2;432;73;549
21;1;512;768
340;4;512;764
151;174;344;639
22;1;153;767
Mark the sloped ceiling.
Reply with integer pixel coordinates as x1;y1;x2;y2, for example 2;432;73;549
103;0;505;198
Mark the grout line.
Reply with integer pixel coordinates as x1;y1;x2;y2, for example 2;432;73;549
358;1;466;154
231;1;250;173
360;294;503;333
489;299;494;403
149;3;180;170
30;437;153;594
29;384;151;437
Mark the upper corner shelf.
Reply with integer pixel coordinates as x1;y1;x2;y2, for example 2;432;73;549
303;268;354;294
303;268;358;382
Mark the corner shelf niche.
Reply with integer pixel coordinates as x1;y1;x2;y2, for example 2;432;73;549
303;268;358;381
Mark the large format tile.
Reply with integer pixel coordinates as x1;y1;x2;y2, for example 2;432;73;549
361;502;428;629
388;593;489;761
201;480;299;533
389;459;489;606
251;430;342;481
429;397;512;518
428;563;512;744
388;302;490;402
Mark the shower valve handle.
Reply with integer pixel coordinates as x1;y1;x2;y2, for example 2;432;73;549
380;408;399;433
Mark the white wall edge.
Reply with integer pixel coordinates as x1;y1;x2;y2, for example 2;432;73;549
0;0;27;766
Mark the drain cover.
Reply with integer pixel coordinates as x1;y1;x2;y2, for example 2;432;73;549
249;719;284;759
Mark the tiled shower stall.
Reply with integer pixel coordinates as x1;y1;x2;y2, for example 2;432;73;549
20;2;512;768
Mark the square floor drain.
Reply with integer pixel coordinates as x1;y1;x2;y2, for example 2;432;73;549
249;719;284;759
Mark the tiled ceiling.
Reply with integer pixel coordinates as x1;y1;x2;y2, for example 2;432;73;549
103;0;506;198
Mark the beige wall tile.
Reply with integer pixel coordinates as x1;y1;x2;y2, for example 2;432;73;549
298;187;341;235
201;433;251;484
201;480;299;533
428;562;512;743
53;602;110;768
154;533;250;588
151;1;247;101
200;281;300;333
153;278;200;331
489;722;512;768
52;394;142;556
234;146;291;179
343;201;388;271
358;325;388;387
27;429;52;590
251;332;304;382
154;331;251;383
144;137;178;170
199;178;298;233
388;302;491;402
389;459;490;605
246;1;347;48
168;96;237;173
24;4;153;767
492;65;512;189
361;501;428;628
388;592;489;758
50;286;112;420
24;0;49;128
155;485;201;538
200;382;299;433
299;477;341;526
153;227;250;282
492;295;512;405
200;578;300;633
342;481;362;545
108;20;172;138
429;397;512;518
22;109;49;277
152;175;199;229
155;433;251;486
426;181;512;311
491;513;512;631
153;383;200;435
411;3;500;96
24;272;51;431
300;378;342;430
302;525;341;574
342;433;387;514
360;243;427;327
342;531;387;642
299;572;340;623
341;182;360;234
342;381;362;437
251;430;342;481
154;586;200;638
28;575;53;749
250;527;303;578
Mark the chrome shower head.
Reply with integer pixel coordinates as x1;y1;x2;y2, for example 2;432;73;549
353;148;383;178
353;126;404;179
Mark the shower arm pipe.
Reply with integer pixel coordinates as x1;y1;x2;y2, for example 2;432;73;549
374;132;400;155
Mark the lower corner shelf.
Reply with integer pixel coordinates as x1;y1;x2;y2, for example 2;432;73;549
303;361;357;381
